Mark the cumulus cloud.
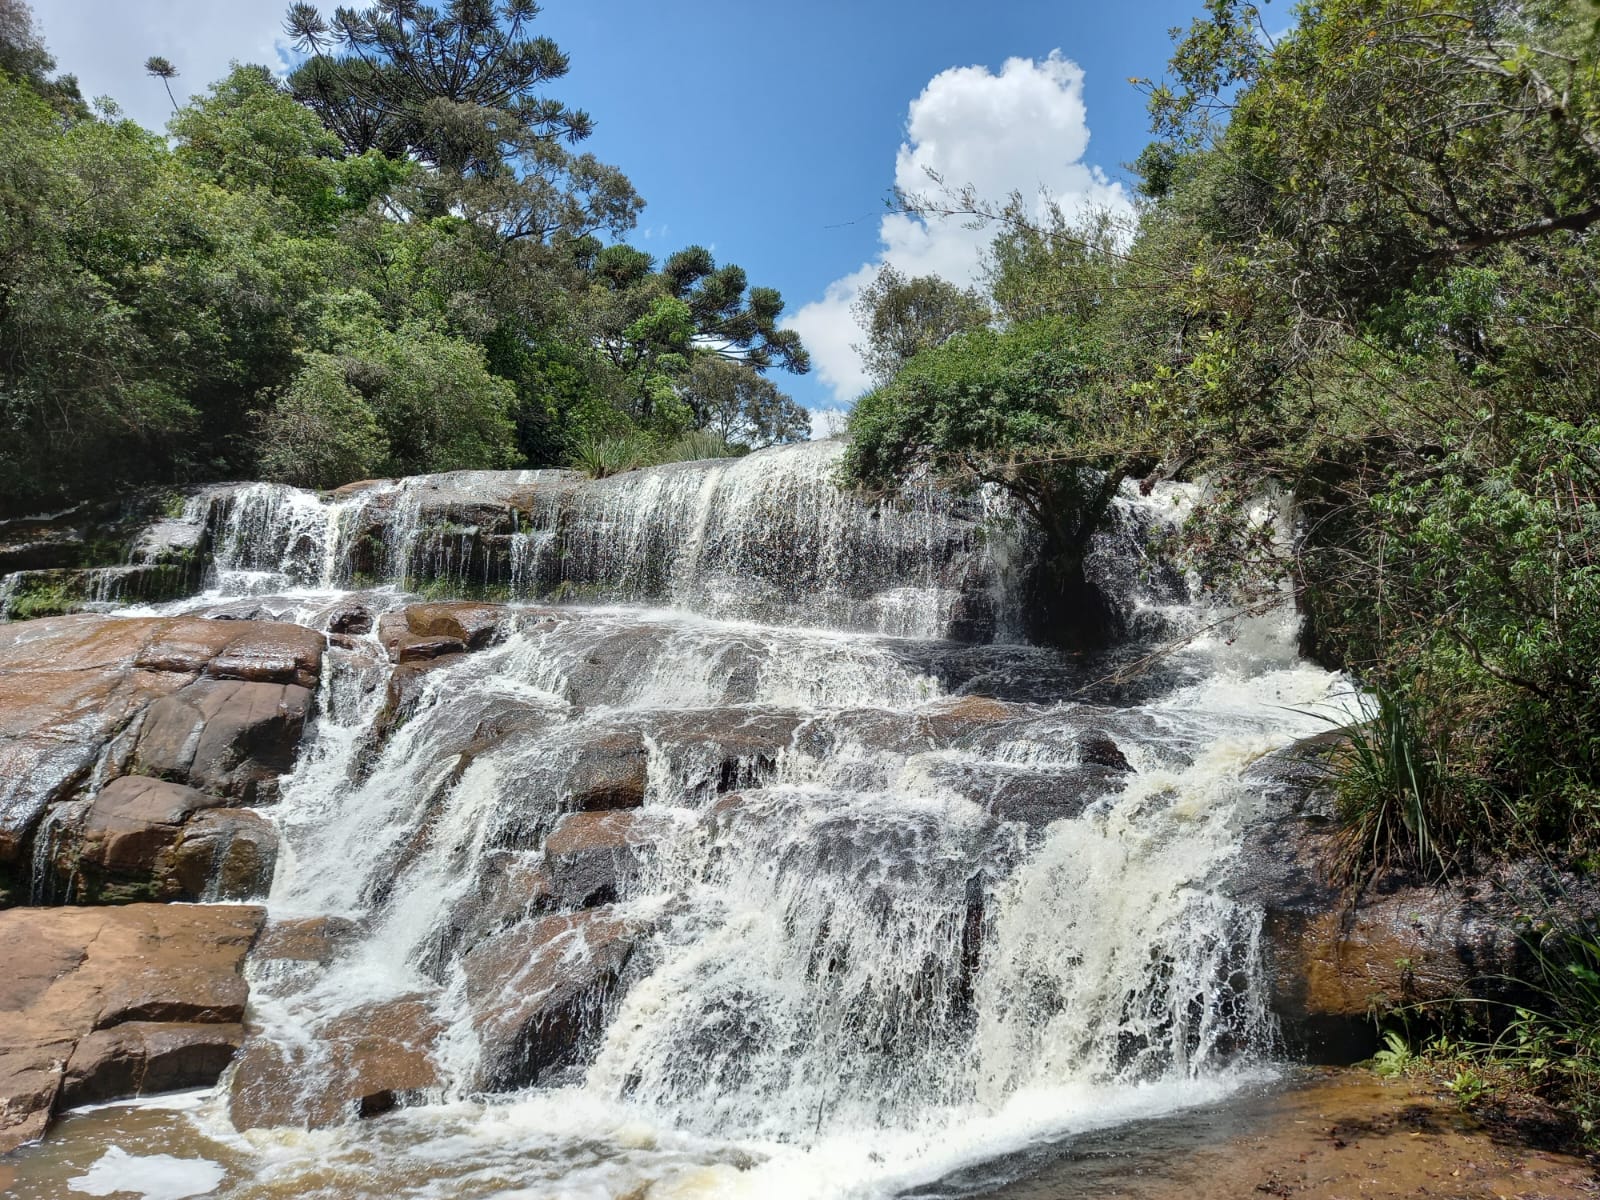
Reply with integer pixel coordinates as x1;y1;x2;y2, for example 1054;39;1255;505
32;0;293;131
790;51;1131;406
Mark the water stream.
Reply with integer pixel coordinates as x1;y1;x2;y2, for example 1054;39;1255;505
7;443;1349;1200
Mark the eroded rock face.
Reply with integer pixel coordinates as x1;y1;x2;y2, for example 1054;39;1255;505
1232;736;1600;1061
0;615;321;904
227;995;445;1130
0;903;262;1153
462;906;642;1091
543;810;673;909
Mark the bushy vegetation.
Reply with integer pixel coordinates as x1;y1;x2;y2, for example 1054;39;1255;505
0;0;810;510
844;0;1600;874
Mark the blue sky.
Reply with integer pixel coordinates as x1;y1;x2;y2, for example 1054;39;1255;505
35;0;1209;424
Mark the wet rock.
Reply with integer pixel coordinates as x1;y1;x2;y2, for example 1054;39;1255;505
931;760;1128;830
1233;736;1600;1061
543;810;669;909
917;695;1024;742
439;851;556;963
371;657;461;749
463;906;641;1090
637;708;801;800
1076;730;1131;771
73;777;216;877
132;679;314;803
60;1022;245;1109
375;604;506;665
228;995;445;1129
252;915;362;966
0;903;263;1152
402;602;505;651
0;512;90;573
323;602;374;636
0;614;318;869
562;729;649;811
166;810;278;901
45;779;280;905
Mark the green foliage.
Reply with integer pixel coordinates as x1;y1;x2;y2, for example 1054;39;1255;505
0;7;808;515
570;432;657;480
1369;1029;1417;1078
1331;682;1457;880
659;429;743;465
679;356;810;448
850;263;989;386
845;316;1133;559
257;355;388;488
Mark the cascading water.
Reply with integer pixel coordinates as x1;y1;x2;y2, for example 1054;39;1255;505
196;441;1030;641
16;445;1351;1200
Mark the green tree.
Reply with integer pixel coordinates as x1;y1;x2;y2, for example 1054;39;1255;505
0;0;83;114
263;301;517;479
680;356;810;448
850;264;989;386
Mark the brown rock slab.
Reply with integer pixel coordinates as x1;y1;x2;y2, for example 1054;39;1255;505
133;679;314;802
561;729;649;811
463;906;641;1090
166;810;278;901
60;1022;245;1109
0;903;263;1152
543;810;667;909
227;995;445;1130
0;616;322;868
403;603;504;651
75;777;215;876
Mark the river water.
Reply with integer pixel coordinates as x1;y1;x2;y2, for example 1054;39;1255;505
4;442;1349;1200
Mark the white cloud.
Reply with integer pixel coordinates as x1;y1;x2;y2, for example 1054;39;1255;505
790;51;1131;407
32;0;293;131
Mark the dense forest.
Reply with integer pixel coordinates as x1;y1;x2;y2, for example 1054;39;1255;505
0;0;812;511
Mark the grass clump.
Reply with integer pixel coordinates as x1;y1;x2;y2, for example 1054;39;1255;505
570;430;742;479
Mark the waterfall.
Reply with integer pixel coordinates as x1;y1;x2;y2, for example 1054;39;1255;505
195;442;1027;641
31;444;1349;1200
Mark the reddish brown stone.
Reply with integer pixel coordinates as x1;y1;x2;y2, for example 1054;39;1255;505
462;906;641;1090
0;903;263;1153
227;995;445;1129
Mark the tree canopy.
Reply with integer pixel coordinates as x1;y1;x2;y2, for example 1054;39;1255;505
0;2;810;509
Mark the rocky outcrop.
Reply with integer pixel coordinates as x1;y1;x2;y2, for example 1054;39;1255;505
543;810;672;909
1232;736;1600;1062
0;615;322;904
45;777;278;905
462;906;643;1090
0;493;208;621
0;903;262;1153
227;995;445;1130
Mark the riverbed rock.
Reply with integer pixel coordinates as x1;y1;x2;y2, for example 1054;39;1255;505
227;995;446;1130
1233;736;1600;1061
636;708;801;800
132;679;314;802
560;729;650;811
42;779;278;905
439;851;557;963
0;615;321;900
252;915;362;966
463;906;642;1090
543;810;671;909
0;903;263;1153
